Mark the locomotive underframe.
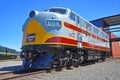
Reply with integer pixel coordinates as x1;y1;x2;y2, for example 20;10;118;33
21;44;109;69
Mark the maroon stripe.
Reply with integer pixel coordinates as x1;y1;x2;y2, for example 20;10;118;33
63;22;108;42
45;37;110;51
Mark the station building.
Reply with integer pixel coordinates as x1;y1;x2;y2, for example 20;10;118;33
90;14;120;58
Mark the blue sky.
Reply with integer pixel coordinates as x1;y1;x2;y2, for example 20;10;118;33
0;0;120;51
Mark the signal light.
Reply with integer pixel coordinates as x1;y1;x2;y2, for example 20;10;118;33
29;10;39;18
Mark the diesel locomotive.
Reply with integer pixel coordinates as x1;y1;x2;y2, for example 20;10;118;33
21;7;110;69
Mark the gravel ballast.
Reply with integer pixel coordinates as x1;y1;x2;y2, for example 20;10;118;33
23;59;120;80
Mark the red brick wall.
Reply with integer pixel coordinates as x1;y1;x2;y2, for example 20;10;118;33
111;33;120;58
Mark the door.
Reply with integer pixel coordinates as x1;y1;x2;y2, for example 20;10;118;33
77;33;82;48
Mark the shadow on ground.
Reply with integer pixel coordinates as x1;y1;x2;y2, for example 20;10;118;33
0;65;22;72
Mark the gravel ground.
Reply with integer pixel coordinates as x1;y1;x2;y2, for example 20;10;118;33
22;59;120;80
0;60;22;73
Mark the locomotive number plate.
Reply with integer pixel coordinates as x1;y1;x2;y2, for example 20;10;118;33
26;33;36;42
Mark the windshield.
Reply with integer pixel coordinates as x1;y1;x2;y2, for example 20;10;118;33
49;8;67;14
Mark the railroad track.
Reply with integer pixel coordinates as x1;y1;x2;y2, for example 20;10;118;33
0;69;46;80
0;65;93;80
0;66;71;80
0;67;62;80
0;58;114;80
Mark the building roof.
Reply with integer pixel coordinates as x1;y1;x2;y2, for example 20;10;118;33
103;14;120;27
91;14;120;27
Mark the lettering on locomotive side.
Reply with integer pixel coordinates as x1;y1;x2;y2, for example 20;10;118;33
26;33;36;42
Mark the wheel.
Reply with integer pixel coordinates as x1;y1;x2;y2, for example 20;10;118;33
66;59;72;69
73;60;79;68
55;61;62;71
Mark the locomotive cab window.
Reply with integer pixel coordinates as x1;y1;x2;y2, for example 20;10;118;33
49;8;67;14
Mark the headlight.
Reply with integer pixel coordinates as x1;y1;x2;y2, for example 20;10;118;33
45;20;62;27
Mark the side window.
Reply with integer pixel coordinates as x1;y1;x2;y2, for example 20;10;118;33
86;23;92;32
93;27;99;35
99;31;102;38
76;16;80;24
82;21;86;29
79;18;83;28
70;12;75;21
103;33;107;40
101;32;104;38
106;35;109;40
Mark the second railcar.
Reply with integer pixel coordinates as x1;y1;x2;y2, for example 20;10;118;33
0;46;17;59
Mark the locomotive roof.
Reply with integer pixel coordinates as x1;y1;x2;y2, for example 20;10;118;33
46;7;70;11
46;7;109;38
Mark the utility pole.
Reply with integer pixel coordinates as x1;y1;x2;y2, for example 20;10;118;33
6;48;7;59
